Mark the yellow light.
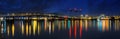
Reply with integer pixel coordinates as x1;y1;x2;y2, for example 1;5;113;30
12;24;15;36
7;26;10;36
33;20;37;35
52;22;54;32
26;23;28;36
80;20;82;27
22;22;24;35
105;20;109;31
38;22;41;35
29;25;31;35
88;17;92;20
58;21;61;30
85;20;88;31
32;17;37;20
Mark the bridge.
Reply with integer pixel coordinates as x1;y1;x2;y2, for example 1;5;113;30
0;13;120;21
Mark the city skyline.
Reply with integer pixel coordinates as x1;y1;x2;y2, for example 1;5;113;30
0;0;120;39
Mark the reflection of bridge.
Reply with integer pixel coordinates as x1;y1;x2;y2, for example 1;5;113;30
0;13;120;20
0;13;120;35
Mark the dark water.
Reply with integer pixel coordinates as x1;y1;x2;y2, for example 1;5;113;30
1;19;120;39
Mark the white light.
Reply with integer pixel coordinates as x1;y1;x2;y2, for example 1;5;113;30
85;14;88;17
1;28;3;33
80;14;83;17
0;17;3;20
1;24;3;27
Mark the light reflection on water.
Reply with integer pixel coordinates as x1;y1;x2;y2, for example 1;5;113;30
1;19;120;39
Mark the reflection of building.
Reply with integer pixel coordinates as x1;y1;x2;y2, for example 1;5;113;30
115;20;120;31
0;21;1;34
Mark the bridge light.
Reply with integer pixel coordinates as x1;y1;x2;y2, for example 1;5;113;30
85;14;88;17
12;13;15;16
0;17;3;20
101;14;105;16
64;16;68;18
80;14;83;17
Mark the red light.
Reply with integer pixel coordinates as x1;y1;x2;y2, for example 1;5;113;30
64;16;68;18
74;21;77;39
80;25;82;37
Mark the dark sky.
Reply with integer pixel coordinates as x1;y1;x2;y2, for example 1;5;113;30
0;0;120;15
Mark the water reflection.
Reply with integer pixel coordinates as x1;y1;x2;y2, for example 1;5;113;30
26;22;28;36
38;22;40;35
7;26;9;36
1;19;120;39
85;20;88;31
29;25;31;35
79;20;82;37
58;20;61;30
12;24;15;36
21;21;24;35
48;21;51;34
32;20;37;35
115;20;120;31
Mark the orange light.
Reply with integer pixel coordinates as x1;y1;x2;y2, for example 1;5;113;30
26;23;28;36
105;20;109;31
80;20;83;37
44;18;47;31
102;20;105;32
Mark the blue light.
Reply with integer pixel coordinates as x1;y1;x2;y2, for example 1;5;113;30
41;21;44;29
68;20;71;29
3;20;6;33
97;21;102;31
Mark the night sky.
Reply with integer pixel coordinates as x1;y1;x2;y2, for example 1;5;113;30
0;0;120;15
